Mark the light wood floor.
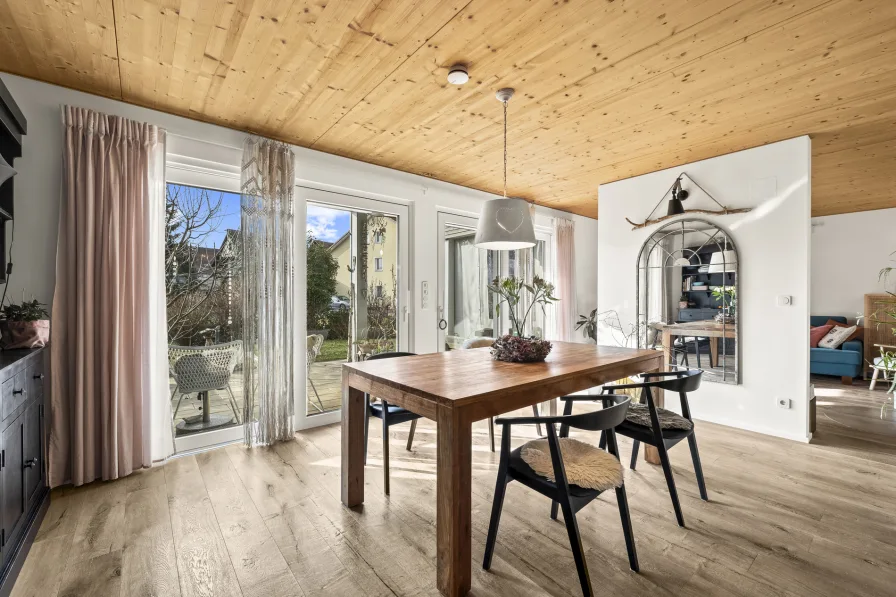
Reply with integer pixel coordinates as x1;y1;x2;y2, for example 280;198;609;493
13;379;896;597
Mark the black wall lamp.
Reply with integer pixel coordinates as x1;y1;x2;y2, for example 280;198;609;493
666;176;689;216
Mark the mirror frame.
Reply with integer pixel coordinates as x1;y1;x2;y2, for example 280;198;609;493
635;218;740;385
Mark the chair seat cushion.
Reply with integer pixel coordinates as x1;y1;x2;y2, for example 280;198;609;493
519;438;623;491
625;404;694;431
369;401;413;416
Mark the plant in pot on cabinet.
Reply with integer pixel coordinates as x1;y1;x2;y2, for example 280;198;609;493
488;275;558;362
1;296;50;349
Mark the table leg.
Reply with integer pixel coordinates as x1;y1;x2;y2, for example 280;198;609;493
643;357;664;466
341;382;366;507
437;405;472;596
710;337;719;368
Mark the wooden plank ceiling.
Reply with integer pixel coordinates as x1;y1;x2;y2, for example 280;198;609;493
0;0;893;218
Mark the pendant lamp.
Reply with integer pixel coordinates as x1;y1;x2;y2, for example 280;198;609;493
474;88;536;250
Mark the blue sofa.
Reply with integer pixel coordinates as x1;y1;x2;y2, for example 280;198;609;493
810;315;863;384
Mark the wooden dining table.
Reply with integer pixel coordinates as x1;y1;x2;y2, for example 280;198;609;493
340;341;664;596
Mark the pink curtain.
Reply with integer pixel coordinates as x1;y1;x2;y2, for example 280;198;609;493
49;106;166;487
553;218;577;342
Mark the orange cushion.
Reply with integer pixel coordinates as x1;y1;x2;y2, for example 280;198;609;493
825;319;864;342
810;325;834;348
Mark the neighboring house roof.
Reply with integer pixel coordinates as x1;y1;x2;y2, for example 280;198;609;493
327;231;350;252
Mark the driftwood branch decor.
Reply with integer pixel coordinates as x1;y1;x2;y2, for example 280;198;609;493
626;172;751;230
626;208;752;230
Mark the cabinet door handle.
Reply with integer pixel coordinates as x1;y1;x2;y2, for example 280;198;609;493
12;389;25;395
24;458;37;469
33;374;44;380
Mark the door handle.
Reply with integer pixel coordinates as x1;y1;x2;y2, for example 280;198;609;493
24;458;37;469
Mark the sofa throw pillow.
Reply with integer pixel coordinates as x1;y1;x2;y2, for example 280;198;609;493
810;325;833;347
810;325;833;348
818;325;857;349
825;319;864;342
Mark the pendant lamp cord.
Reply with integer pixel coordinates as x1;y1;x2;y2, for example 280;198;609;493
502;99;508;198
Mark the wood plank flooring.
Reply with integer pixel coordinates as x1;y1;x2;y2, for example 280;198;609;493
12;378;896;596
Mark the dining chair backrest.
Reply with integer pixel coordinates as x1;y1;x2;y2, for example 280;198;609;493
497;396;632;434
608;369;702;394
560;395;631;432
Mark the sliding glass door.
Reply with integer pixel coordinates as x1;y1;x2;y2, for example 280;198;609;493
298;188;409;429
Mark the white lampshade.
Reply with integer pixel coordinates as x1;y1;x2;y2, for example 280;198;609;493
707;250;737;273
0;154;16;186
474;197;536;250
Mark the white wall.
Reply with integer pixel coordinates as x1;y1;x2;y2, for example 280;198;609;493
811;208;896;324
598;137;812;442
0;73;598;356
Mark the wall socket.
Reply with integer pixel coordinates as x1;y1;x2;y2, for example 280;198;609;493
776;397;792;409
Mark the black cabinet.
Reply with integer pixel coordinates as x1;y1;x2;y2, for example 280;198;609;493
0;349;49;597
1;414;24;550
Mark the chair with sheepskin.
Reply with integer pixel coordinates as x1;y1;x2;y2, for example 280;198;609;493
561;369;707;528
482;395;638;597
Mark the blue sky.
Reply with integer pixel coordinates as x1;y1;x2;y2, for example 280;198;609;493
307;203;350;242
168;184;351;247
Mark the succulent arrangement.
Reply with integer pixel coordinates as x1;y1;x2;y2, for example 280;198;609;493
488;275;558;362
490;334;553;363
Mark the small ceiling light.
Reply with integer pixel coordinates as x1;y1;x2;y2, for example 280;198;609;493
447;64;469;85
666;176;689;216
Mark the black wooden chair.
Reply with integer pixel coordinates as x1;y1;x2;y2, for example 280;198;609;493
562;369;708;527
363;351;421;495
483;396;639;597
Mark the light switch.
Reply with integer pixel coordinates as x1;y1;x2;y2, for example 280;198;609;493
777;295;792;306
421;281;429;309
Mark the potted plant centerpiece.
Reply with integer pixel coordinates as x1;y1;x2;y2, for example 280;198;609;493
488;275;558;362
1;296;50;349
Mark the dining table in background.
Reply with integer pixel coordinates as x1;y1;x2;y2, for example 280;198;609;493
660;320;736;371
340;341;664;597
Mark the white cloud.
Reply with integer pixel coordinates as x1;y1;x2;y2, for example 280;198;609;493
307;205;348;242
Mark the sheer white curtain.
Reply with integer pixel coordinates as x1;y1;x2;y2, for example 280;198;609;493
241;137;296;446
553;218;576;341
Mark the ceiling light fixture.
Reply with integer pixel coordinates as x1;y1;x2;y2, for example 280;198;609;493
447;64;469;85
474;88;536;250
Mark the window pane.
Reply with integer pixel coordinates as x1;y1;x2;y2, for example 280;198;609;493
306;206;399;415
166;183;245;440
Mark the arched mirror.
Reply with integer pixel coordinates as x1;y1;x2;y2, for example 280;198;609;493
637;219;739;384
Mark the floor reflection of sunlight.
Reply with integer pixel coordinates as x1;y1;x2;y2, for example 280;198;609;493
814;387;844;397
